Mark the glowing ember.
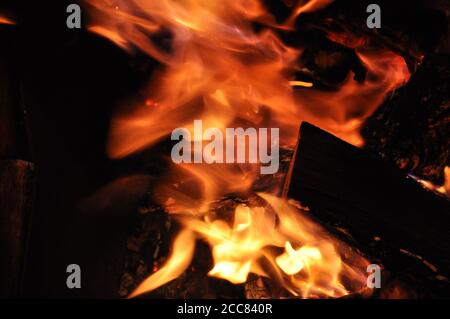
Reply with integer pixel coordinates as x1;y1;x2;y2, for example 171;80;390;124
85;0;411;298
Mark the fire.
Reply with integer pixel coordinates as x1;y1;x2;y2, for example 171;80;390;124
129;229;196;298
414;166;450;198
284;0;334;28
290;80;313;88
84;0;410;298
294;48;410;146
0;15;15;25
131;193;368;298
276;242;322;275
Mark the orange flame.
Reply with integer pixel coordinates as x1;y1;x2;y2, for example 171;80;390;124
85;0;410;298
416;166;450;198
0;15;15;25
130;193;368;298
295;49;410;146
284;0;334;28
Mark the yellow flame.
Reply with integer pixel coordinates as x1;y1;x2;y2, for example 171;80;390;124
290;80;314;88
209;261;252;284
276;242;322;275
418;166;450;198
128;229;196;298
129;193;369;298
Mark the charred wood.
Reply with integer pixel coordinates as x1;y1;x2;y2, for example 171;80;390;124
285;122;450;297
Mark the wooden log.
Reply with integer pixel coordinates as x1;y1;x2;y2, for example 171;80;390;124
0;25;34;298
285;122;450;297
0;160;34;297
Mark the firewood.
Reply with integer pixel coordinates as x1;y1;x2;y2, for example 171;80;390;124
284;122;450;297
0;25;34;297
0;160;34;297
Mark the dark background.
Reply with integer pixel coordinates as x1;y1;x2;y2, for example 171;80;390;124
1;0;147;297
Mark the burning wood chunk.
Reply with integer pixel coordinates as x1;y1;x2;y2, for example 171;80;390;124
285;122;450;297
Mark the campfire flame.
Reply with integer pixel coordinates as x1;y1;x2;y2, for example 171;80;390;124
131;193;367;298
0;15;15;25
415;166;450;198
85;0;411;298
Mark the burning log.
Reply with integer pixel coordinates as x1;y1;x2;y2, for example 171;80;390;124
0;25;34;298
285;122;450;297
